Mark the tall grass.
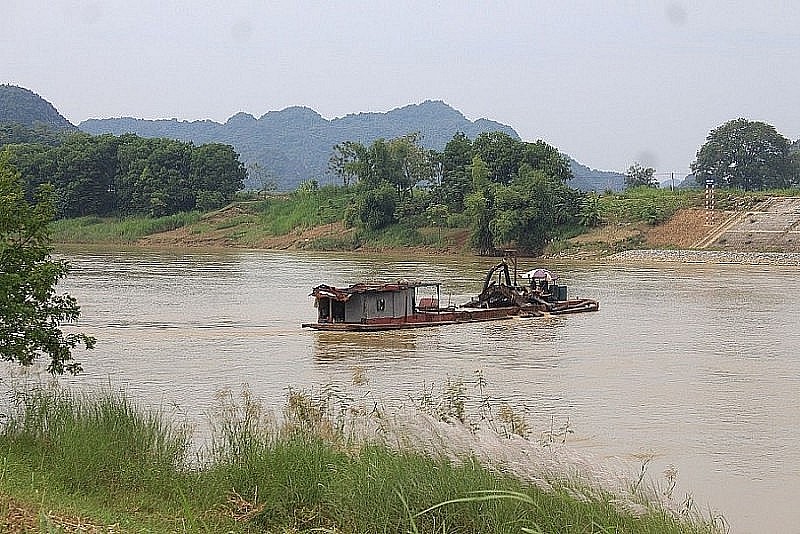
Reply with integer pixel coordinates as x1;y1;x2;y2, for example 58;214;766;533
49;211;202;244
598;188;703;225
256;186;354;236
0;382;724;533
2;385;190;497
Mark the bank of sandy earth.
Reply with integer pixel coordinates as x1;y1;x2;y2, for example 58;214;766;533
137;206;800;265
139;207;705;253
556;207;800;265
136;209;473;254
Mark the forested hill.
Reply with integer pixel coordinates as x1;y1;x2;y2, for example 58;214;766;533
0;85;75;130
568;160;625;192
80;101;521;190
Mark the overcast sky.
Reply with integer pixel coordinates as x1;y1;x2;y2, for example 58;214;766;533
4;1;799;177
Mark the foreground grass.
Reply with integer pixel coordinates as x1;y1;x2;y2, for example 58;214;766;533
0;385;722;533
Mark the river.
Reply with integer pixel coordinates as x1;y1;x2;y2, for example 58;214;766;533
15;249;800;533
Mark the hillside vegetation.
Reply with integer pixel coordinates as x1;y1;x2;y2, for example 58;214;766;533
0;85;75;130
2;84;626;193
7;124;607;256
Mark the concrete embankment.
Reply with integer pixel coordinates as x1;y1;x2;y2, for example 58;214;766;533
699;196;800;252
610;249;800;265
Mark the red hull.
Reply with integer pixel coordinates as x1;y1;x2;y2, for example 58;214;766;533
302;306;520;331
301;299;599;331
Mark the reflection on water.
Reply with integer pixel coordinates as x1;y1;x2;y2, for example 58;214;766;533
314;331;420;360
40;249;800;534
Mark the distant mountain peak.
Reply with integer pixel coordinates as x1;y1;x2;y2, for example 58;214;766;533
225;112;256;125
258;106;324;123
391;100;466;121
0;84;75;130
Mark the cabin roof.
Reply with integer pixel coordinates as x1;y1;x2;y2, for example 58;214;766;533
310;281;438;302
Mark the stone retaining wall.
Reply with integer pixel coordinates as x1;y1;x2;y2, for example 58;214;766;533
611;249;800;265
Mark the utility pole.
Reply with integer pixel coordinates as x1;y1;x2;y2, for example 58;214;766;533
705;178;715;226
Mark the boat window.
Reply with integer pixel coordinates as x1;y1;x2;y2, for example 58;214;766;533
377;298;385;312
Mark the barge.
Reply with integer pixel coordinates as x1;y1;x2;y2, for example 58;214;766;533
301;260;599;331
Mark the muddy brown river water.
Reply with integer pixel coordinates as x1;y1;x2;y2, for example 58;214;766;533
14;249;800;533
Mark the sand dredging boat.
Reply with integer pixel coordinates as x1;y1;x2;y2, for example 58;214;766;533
301;257;599;332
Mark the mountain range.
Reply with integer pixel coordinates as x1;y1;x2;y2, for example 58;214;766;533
2;85;625;191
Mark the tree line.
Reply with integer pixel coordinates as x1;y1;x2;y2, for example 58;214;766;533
3;131;246;218
328;131;582;255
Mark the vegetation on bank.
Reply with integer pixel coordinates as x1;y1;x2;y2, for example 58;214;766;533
46;183;800;258
49;211;204;245
4;114;797;256
0;383;723;533
3;131;246;218
46;185;786;253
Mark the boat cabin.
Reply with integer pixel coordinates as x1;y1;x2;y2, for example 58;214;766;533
310;281;439;324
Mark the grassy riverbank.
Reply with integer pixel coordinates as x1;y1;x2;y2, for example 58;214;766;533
45;187;708;256
48;187;800;257
0;385;722;533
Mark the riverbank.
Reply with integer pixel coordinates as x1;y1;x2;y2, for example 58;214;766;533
50;198;800;266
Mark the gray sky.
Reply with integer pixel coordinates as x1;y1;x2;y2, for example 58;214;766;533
3;1;799;177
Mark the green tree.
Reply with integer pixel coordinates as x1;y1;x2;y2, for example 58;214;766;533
0;155;95;375
489;167;579;253
465;155;493;255
520;140;572;183
190;143;246;201
332;134;436;230
329;141;368;187
579;193;604;227
472;132;521;184
385;133;434;199
425;203;450;240
433;132;474;211
49;133;120;217
624;162;657;188
472;132;573;186
354;183;397;231
692;118;797;190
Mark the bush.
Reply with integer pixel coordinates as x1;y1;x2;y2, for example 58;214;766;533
195;190;225;212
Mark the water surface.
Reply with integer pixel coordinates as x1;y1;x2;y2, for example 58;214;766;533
31;250;800;533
